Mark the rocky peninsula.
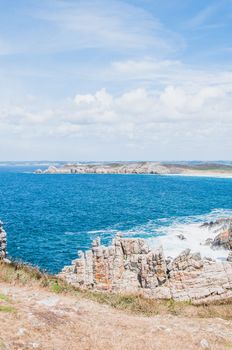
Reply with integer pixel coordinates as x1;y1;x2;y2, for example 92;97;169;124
35;161;232;177
60;217;232;303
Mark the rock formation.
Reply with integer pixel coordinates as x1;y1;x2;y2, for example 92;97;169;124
227;252;232;262
35;162;174;175
59;235;232;303
0;221;7;259
35;161;232;176
202;217;232;250
212;228;232;250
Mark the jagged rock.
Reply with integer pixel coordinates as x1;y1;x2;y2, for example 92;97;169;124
59;237;232;303
59;237;168;296
212;228;232;250
0;221;7;259
176;234;186;240
170;249;203;272
227;252;232;262
201;217;232;232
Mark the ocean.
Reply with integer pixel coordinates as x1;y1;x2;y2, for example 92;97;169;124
1;164;232;273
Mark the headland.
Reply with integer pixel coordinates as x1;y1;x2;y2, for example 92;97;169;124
35;161;232;178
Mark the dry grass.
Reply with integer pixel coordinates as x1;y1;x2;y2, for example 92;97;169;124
1;260;232;349
1;260;232;320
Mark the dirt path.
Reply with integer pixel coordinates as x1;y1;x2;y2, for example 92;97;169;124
0;282;232;350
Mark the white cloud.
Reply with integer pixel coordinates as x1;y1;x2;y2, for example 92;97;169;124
1;81;232;160
2;77;232;141
111;58;232;90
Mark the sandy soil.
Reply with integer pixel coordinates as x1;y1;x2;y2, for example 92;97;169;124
0;282;232;350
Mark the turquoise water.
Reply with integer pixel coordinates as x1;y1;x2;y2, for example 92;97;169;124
1;165;232;273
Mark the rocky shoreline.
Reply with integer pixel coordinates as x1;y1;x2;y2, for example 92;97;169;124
34;161;232;176
2;218;232;304
60;218;232;303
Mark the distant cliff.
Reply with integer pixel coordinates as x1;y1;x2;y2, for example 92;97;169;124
35;161;232;176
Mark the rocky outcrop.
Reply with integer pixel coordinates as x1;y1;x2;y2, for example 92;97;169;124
0;221;7;259
176;234;186;240
35;162;174;175
202;217;232;250
35;161;232;176
227;252;232;262
212;228;232;250
59;236;232;303
60;237;167;295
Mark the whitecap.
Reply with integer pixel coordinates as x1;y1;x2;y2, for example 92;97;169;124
120;208;232;261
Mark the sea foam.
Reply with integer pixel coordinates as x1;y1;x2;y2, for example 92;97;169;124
120;209;232;261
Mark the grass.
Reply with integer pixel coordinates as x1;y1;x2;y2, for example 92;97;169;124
0;294;9;302
0;340;6;350
0;290;16;314
1;260;232;320
0;305;16;313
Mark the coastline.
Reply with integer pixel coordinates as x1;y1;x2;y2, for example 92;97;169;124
35;161;232;178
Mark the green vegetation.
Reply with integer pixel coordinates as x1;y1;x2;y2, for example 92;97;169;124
0;290;16;314
0;340;6;350
50;280;69;293
0;294;9;302
0;305;16;313
1;260;232;319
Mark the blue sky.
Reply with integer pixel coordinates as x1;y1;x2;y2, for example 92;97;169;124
0;0;232;160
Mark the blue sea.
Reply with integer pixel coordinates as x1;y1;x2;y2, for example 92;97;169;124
1;164;232;273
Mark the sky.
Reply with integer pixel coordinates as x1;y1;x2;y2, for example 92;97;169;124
0;0;232;161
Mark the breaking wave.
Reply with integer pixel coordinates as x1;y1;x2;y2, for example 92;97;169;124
119;208;232;261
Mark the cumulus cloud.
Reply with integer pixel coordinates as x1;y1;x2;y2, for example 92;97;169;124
2;78;232;141
1;78;232;160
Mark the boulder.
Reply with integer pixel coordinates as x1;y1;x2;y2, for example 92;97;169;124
227;252;232;262
176;234;186;240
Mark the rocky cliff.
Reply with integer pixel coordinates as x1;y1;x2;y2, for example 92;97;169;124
35;161;232;176
0;221;7;259
35;162;173;175
59;234;232;303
